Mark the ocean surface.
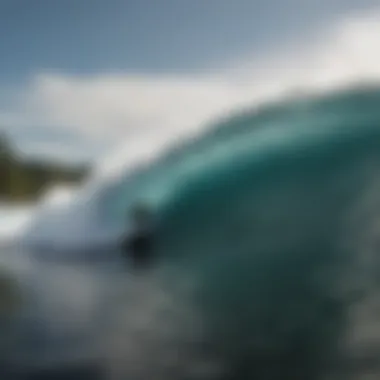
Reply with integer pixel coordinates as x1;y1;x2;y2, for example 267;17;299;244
3;85;380;379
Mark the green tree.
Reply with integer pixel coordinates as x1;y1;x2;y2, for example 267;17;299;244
0;132;90;201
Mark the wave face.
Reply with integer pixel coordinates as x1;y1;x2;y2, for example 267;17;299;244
6;85;380;379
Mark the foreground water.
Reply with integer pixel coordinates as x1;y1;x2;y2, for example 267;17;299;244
3;85;380;379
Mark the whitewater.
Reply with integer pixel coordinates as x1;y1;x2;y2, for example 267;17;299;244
3;84;380;379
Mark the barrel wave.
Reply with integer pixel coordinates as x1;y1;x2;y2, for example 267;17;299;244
96;85;380;379
5;85;380;379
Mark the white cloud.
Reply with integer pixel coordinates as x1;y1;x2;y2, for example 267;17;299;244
14;140;97;164
21;73;250;175
26;73;241;141
224;10;380;92
4;8;380;173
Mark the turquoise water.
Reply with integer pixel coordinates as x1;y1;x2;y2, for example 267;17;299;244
5;85;380;379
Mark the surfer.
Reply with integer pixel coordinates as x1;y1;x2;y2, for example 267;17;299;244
122;203;156;271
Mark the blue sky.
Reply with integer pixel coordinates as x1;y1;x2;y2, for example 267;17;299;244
1;0;380;166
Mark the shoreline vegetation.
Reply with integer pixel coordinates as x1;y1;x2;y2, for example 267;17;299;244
0;133;90;203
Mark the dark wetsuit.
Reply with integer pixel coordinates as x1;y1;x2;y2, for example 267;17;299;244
123;227;155;270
